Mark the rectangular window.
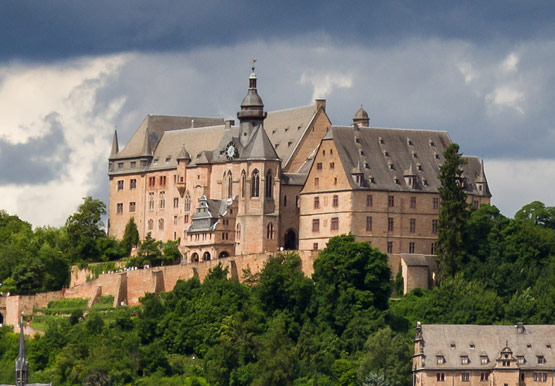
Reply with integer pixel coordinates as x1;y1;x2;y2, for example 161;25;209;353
329;162;335;169
331;217;339;230
316;162;322;170
332;195;339;207
388;195;394;207
312;219;320;232
173;216;178;225
461;373;469;382
148;193;154;210
117;180;124;191
116;203;123;214
118;162;124;169
436;373;445;382
184;215;189;223
148;176;156;187
334;177;337;185
410;218;416;233
537;356;546;364
409;242;415;253
432;219;438;234
433;197;439;209
130;179;137;189
173;197;179;208
473;200;479;209
410;197;416;208
461;356;469;365
160;199;165;209
437;356;445;364
314;177;319;186
314;196;320;209
431;242;437;254
129;202;136;212
388;217;394;231
366;216;372;231
481;373;489;382
367;195;373;207
130;161;136;169
160;176;166;186
387;241;393;253
313;242;318;251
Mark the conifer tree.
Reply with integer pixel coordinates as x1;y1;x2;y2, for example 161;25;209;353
436;143;469;282
121;217;140;256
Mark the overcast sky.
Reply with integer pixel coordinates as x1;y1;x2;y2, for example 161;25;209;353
1;1;554;227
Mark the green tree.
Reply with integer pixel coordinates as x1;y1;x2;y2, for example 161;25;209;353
134;233;163;267
163;240;183;265
436;143;469;281
312;234;391;335
515;201;555;228
65;196;107;262
121;217;140;256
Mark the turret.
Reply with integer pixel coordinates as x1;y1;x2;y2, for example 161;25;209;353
475;159;489;196
237;61;267;146
176;145;191;197
353;105;370;127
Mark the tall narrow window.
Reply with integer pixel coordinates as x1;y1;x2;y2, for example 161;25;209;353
129;202;136;212
367;195;373;207
366;216;373;231
117;180;124;191
409;242;415;253
265;170;273;198
314;196;320;209
116;203;123;214
410;197;416;208
236;224;241;241
387;241;393;253
251;169;260;197
410;218;416;233
185;192;191;211
388;195;394;207
432;219;438;234
173;197;179;208
331;217;339;230
130;179;137;189
332;195;339;207
266;222;274;239
283;195;287;207
227;171;233;198
433;197;439;209
241;170;246;198
158;218;164;230
148;219;153;230
388;217;394;231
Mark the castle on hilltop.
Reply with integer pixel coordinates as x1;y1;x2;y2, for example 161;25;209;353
107;65;491;279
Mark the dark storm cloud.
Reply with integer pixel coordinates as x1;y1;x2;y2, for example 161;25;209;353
2;0;555;62
0;113;70;183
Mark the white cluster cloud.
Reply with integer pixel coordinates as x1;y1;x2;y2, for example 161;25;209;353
0;38;554;226
0;55;128;226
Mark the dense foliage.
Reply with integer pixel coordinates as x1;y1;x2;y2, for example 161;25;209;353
0;207;552;385
0;198;181;295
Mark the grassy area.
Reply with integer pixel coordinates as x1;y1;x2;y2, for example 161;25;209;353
34;297;89;315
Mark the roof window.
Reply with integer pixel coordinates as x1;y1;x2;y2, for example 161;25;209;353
298;125;302;130
450;343;456;349
379;137;384;144
429;139;435;146
407;138;413;145
461;355;469;365
359;150;364;155
417;163;423;171
153;158;159;165
383;150;389;157
437;355;445;364
272;129;276;135
364;163;370;169
434;153;440;159
412;151;417;158
284;127;289;132
470;344;475;350
388;162;395;170
355;137;360;143
165;156;171;163
288;141;293;147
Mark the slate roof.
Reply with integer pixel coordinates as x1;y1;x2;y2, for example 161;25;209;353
112;115;224;160
418;324;555;370
401;254;430;266
188;195;231;232
326;125;490;195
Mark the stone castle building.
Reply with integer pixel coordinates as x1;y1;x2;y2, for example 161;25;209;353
108;67;491;270
413;323;555;386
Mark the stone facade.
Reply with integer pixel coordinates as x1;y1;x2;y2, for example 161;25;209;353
108;68;491;284
413;323;555;386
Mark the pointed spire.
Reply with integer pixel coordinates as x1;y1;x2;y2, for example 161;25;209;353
109;129;119;159
140;127;151;157
15;315;28;386
177;145;191;161
476;158;486;183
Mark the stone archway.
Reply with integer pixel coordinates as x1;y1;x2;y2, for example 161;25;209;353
191;253;199;263
219;251;230;259
203;251;211;261
284;228;297;250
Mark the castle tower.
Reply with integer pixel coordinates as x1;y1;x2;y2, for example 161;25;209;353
237;61;267;147
234;63;281;254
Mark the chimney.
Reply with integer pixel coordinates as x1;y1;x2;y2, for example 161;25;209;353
315;98;326;112
225;119;235;129
516;322;525;334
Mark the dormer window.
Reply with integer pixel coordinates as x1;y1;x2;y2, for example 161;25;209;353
429;139;435;146
423;179;429;186
434;153;440;160
450;343;456;349
394;177;400;185
355;137;360;143
537;355;546;364
153;158;159;165
379;137;384;144
470;344;475;350
407;138;413;145
417;163;423;171
359;150;364;155
364;163;370;169
383;150;389;157
437;355;445;364
481;356;489;364
165;156;171;163
412;151;417;158
388;162;395;170
461;355;469;365
517;356;525;365
547;344;552;349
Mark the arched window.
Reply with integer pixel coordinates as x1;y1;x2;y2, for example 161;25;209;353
221;171;227;197
158;218;164;230
191;253;199;263
203;251;211;261
266;222;274;239
227;171;233;198
148;219;153;230
241;170;246;198
251;169;260;197
265;169;273;198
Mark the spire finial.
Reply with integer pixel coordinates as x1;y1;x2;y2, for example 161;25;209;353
252;58;257;73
